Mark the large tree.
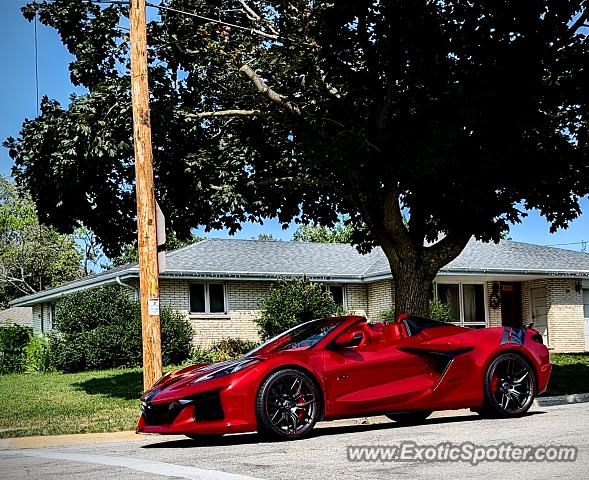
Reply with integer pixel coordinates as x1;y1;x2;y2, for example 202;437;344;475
0;178;82;307
5;0;589;316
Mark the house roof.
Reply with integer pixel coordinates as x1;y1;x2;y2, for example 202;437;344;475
9;237;589;307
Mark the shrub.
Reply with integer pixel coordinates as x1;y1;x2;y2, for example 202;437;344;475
24;336;54;373
51;287;193;372
379;299;453;323
193;338;258;364
49;332;88;373
257;277;342;340
54;287;138;334
0;324;32;374
380;305;397;323
428;298;454;322
161;306;194;366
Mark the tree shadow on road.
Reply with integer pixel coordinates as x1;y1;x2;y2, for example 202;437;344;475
72;371;144;400
141;411;545;449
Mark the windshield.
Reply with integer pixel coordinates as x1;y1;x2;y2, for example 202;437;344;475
247;318;345;356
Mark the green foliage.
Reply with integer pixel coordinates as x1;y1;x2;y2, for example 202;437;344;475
53;286;137;335
257;278;341;340
293;218;356;244
428;299;454;323
50;287;193;372
0;177;83;308
380;305;397;323
0;324;32;374
193;338;258;364
24;336;54;374
7;1;589;314
254;234;277;241
160;306;195;366
74;224;105;275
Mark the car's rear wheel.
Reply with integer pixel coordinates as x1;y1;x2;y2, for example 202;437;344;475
256;369;320;440
386;410;432;425
479;353;536;418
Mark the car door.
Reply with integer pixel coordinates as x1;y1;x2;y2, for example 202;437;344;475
320;329;435;418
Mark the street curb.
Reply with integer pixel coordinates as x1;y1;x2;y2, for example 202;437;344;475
0;430;144;450
534;392;589;407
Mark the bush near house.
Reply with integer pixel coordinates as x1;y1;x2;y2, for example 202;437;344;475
193;338;258;364
379;299;453;323
50;287;193;372
257;278;343;340
23;335;54;373
427;299;454;322
0;324;32;374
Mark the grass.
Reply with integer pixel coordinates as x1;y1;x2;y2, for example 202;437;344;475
542;352;589;397
0;353;588;438
0;368;144;438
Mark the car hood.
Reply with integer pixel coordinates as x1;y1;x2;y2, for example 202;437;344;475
141;358;259;402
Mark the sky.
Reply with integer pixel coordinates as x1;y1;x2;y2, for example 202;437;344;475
0;0;587;252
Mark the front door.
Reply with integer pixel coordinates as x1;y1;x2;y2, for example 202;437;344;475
501;282;523;327
322;341;432;417
531;287;549;346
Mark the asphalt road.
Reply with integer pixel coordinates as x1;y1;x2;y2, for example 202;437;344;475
1;403;587;480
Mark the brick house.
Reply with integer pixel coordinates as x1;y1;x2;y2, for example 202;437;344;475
8;238;589;352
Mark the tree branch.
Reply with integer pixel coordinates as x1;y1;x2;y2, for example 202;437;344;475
239;65;302;115
184;109;279;119
210;176;346;195
238;0;260;20
425;232;472;272
382;190;413;257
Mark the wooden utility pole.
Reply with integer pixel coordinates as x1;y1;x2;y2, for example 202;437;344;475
129;0;162;391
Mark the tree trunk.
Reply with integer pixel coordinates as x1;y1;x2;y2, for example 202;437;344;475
390;259;436;319
356;191;470;321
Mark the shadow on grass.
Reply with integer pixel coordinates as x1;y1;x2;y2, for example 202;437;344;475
542;361;589;397
73;371;144;400
141;411;544;449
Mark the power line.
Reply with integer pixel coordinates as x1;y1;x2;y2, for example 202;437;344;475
546;240;588;252
91;0;280;40
34;12;39;116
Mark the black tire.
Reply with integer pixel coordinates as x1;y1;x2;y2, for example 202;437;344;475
256;369;320;440
386;410;432;425
479;352;536;418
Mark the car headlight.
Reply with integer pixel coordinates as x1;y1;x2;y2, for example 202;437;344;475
191;358;261;384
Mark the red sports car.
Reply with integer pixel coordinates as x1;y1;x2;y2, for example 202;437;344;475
136;314;551;440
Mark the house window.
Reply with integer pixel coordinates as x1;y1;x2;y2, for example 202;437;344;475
189;283;227;314
48;304;56;331
322;285;345;307
436;283;487;328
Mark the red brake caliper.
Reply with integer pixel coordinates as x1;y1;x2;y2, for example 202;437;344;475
297;396;307;421
491;373;500;393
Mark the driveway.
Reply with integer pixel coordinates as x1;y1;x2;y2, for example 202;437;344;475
1;403;587;480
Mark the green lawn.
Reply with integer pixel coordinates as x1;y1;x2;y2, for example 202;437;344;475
0;368;144;438
1;353;588;438
542;352;589;397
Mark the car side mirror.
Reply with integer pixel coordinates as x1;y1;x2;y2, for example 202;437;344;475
334;331;364;348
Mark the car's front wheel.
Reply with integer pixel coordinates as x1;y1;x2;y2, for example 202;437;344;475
479;353;536;418
256;369;320;440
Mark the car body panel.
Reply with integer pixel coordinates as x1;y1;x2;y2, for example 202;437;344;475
136;315;551;436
